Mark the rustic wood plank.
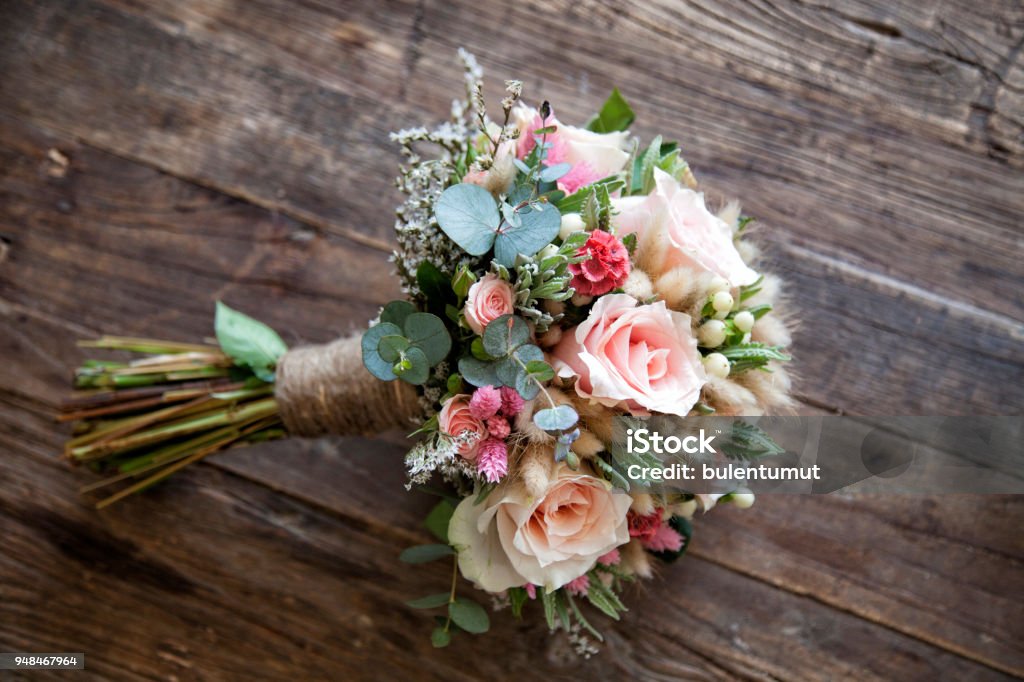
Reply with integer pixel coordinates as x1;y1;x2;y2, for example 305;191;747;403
0;0;1021;322
2;372;1016;681
1;114;1021;678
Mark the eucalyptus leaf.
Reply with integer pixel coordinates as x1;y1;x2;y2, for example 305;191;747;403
214;301;288;382
435;183;500;255
381;300;416;328
493;202;561;267
403;312;451;365
398;544;454;564
495;356;519;387
361;321;403;381
448;598;490;634
539;163;571;182
533;405;579;431
431;627;452;648
458;357;499;388
407;593;451;609
514;372;540;401
377;334;410;363
393;345;429;385
482;314;531;357
525;360;555;382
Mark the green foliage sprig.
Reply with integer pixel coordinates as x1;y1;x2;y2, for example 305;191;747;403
362;301;452;385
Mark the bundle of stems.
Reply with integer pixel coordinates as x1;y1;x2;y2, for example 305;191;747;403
61;336;285;508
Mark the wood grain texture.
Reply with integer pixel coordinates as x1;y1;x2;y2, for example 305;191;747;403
0;0;1022;679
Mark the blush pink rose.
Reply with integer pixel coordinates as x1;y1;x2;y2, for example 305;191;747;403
551;293;706;416
448;462;631;592
438;394;486;459
463;274;514;335
612;168;759;287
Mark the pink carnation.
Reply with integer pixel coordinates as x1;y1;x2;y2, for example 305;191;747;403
565;574;590;597
469;385;502;421
627;510;662;543
643;524;685;553
487;417;511;440
499;386;525;417
568;230;630;297
597;548;621;566
476;438;509;483
524;583;537;600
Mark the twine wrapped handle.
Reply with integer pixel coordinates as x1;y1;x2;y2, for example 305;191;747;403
275;335;420;438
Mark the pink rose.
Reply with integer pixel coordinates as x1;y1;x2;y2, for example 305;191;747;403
612;168;759;286
463;274;514;335
551;294;706;416
438;394;486;459
568;229;631;296
448;462;631;592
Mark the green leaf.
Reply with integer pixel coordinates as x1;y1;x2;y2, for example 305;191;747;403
493;202;562;267
446;373;463;395
639;135;663;194
585;87;635;133
556;176;626;214
403;312;452;366
452;264;476;299
525;360;554;383
719;343;790;373
361;321;403;381
377;334;410;363
449;598;490;634
554;592;571;631
214;301;288;382
417;261;453;316
482;314;531;357
539;163;571;182
393;345;429;385
586;582;624;620
424;499;456;543
509;587;529;619
458;357;500;388
435;184;500;255
407;593;451;609
533;405;578;431
431;627;452;648
381;300;416;328
540;589;558;630
398;544;454;564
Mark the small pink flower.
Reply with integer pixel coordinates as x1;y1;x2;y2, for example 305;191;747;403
524;583;537;600
469;385;502;421
487;417;511;440
643;524;684;553
565;574;590;597
568;230;631;297
597;548;621;566
463;274;514;335
476;438;509;483
499;386;524;417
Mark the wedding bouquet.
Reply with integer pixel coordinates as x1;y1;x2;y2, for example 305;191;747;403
62;51;793;654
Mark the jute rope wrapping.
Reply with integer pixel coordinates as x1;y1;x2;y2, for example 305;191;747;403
275;335;420;438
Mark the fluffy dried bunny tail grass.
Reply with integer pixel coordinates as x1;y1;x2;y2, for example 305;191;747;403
516;442;556;499
735;366;799;413
702;375;762;416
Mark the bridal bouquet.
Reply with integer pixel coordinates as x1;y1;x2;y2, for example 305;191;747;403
62;51;793;654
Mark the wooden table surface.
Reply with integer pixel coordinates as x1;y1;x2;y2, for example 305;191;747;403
1;1;1022;679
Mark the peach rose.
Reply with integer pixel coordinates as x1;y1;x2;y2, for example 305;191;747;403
551;293;705;416
463;274;514;335
448;462;631;592
438;394;486;459
612;168;759;286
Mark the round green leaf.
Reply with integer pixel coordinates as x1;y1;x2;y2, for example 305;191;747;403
458;357;499;388
495;357;519;387
399;544;454;564
431;627;452;648
534;405;579;432
361;322;403;381
525;360;555;383
406;593;451;609
403;312;452;366
377;334;410;363
448;598;490;634
381;300;416;328
482;314;531;357
394;346;429;385
493;202;561;267
435;184;500;256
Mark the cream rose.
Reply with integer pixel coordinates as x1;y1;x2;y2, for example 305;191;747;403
612;168;759;286
463;274;514;335
448;462;631;592
551;293;706;416
438;394;486;459
511;105;631;179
